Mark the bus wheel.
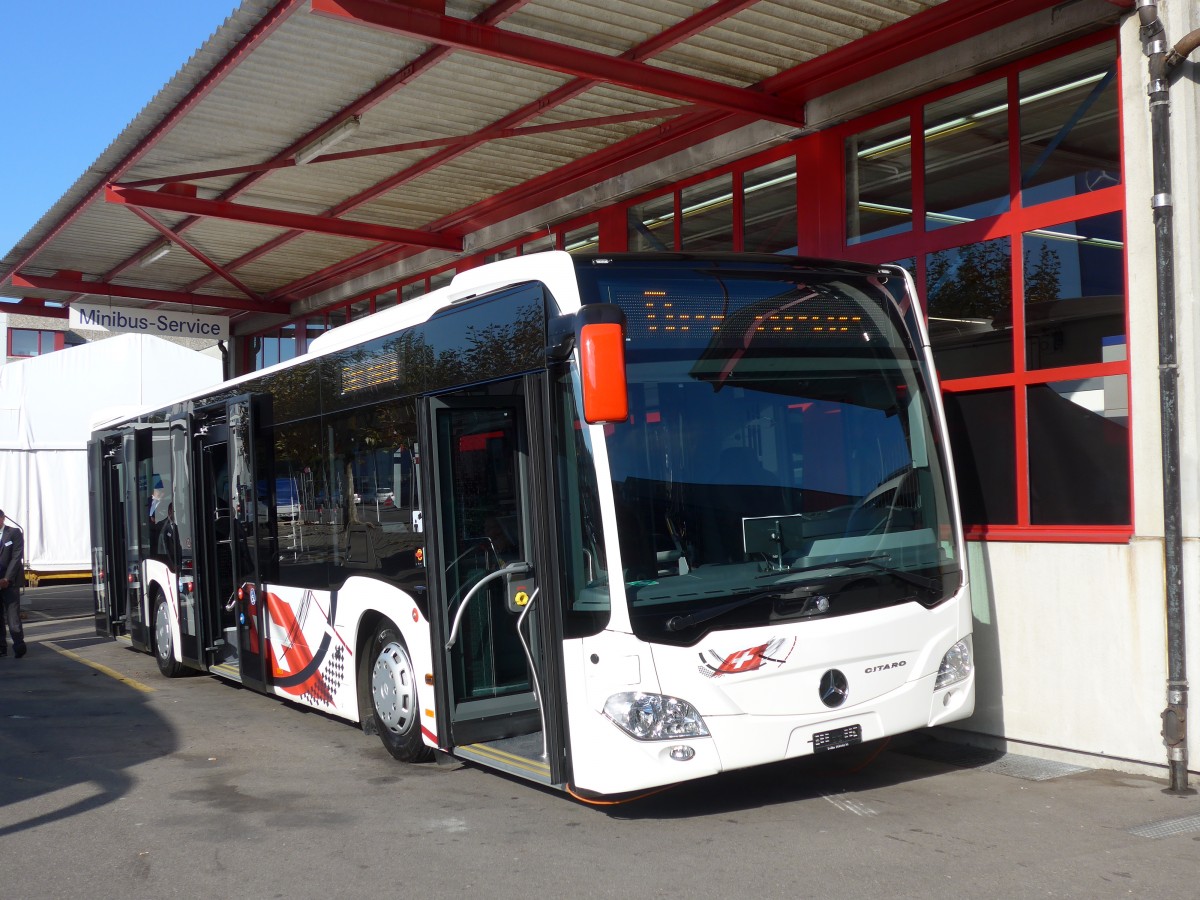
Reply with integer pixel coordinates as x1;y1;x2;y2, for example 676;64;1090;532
369;622;432;762
153;594;185;678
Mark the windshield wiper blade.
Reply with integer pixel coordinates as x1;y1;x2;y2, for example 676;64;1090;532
762;554;942;593
665;557;943;633
665;585;818;633
839;555;943;592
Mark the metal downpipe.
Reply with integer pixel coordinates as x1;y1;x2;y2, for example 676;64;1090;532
1135;0;1200;795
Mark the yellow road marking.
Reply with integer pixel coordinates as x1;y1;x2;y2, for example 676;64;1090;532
44;642;155;693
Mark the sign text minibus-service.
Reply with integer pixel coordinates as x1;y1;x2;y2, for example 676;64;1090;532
70;302;229;340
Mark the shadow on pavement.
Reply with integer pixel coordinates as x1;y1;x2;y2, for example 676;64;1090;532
0;636;178;837
578;733;1007;819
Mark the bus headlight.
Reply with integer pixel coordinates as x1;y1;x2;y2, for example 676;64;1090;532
603;692;709;740
935;637;973;689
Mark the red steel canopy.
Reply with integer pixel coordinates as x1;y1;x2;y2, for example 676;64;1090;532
0;0;1097;331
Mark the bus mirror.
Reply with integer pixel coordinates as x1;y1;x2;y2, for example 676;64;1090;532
580;320;628;424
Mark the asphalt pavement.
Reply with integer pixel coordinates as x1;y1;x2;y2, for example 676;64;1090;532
17;579;94;623
4;581;1200;898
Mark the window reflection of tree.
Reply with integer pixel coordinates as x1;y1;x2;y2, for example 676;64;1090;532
262;290;544;591
927;240;1012;320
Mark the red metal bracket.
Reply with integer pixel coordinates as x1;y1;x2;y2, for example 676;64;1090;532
105;184;463;251
11;273;286;315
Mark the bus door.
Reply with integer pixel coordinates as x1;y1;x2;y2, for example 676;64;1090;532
423;379;566;786
169;413;204;669
125;426;161;651
91;433;133;639
193;399;267;692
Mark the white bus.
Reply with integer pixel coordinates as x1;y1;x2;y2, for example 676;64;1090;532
89;251;973;797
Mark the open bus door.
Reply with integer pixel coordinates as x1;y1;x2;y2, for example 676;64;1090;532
169;412;205;669
126;426;166;652
90;427;157;647
91;433;128;639
192;397;268;692
422;376;568;788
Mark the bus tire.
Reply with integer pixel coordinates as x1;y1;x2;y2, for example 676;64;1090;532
369;621;432;762
153;593;185;678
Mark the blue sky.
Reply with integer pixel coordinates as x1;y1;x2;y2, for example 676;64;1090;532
0;2;239;256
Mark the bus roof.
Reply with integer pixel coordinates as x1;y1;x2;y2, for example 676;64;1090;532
307;250;582;357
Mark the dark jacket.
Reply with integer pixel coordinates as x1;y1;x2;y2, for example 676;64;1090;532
0;524;25;593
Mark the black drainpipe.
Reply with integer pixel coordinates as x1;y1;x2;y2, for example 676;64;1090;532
1135;0;1200;795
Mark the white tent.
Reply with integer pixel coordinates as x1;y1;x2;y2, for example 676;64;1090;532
0;334;222;574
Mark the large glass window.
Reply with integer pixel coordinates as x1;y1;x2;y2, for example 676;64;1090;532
564;224;599;254
258;338;279;369
1020;45;1120;204
927;237;1013;379
1023;212;1124;370
272;400;424;592
924;80;1010;230
942;389;1017;525
278;325;297;363
840;37;1126;538
256;327;300;369
9;329;59;357
629;193;675;251
744;158;797;253
1028;377;1129;525
846;118;912;245
680;174;734;251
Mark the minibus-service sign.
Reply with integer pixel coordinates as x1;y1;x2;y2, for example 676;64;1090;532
70;302;229;340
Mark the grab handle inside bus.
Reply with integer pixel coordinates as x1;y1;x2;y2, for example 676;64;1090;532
577;304;628;425
446;561;532;650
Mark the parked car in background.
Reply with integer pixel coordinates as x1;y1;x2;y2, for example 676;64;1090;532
360;488;394;507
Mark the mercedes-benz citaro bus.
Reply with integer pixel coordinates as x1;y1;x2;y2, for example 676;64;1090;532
89;251;973;798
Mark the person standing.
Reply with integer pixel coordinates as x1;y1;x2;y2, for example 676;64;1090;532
0;508;26;659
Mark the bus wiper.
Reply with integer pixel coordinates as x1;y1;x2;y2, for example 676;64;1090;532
665;557;942;633
758;554;942;593
665;584;820;633
784;554;941;592
840;555;943;592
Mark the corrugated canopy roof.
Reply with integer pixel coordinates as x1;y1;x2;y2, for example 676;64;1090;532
1;0;1078;332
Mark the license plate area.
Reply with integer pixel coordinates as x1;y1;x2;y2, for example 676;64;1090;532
812;724;862;753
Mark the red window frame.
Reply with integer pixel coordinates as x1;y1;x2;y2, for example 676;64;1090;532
831;31;1130;543
7;328;64;358
244;33;1129;544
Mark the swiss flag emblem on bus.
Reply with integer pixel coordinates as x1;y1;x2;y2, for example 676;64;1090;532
698;637;795;678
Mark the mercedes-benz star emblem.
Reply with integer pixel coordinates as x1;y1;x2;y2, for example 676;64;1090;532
818;669;849;708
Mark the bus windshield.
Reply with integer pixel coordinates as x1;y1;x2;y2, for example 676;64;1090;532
576;256;961;644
